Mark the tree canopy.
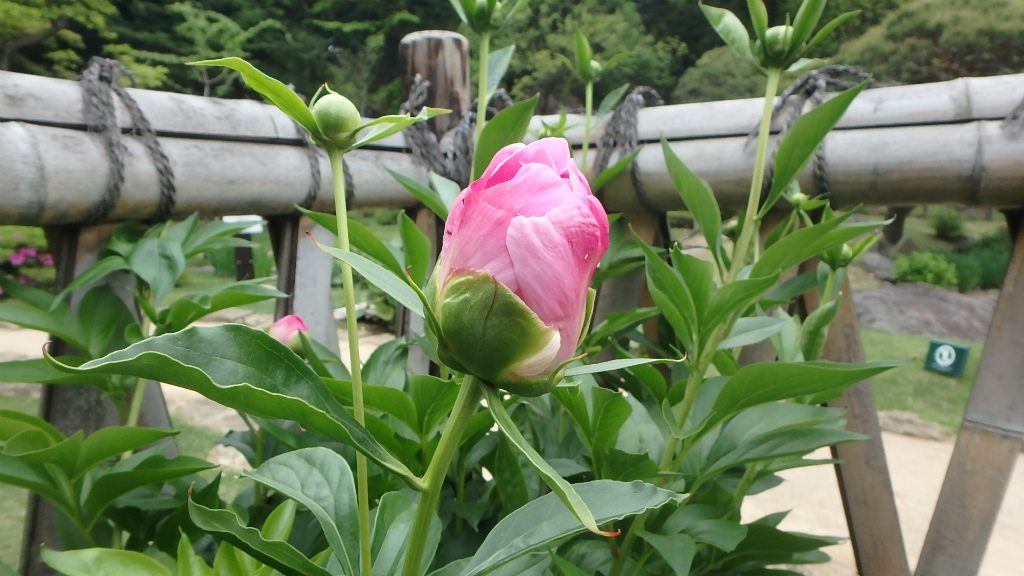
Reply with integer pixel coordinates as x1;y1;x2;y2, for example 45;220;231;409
1;0;1021;113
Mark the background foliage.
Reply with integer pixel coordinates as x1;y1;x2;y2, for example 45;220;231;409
4;0;1020;113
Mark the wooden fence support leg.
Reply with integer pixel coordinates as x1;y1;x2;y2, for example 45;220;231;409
21;224;174;575
269;215;340;352
591;211;666;360
803;273;912;576
915;210;1024;576
396;30;469;375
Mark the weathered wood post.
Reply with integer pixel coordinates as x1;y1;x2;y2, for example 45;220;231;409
915;209;1024;576
21;224;175;575
800;271;912;576
396;31;470;373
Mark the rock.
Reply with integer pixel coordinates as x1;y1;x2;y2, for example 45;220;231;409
854;283;996;341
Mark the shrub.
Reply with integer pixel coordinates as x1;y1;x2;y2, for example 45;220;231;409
892;251;959;288
929;205;965;241
937;232;1012;291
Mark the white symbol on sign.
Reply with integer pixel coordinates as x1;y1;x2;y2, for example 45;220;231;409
933;344;957;368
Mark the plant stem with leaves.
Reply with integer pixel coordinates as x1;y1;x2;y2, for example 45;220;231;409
728;68;782;281
581;80;593;172
328;147;372;576
473;31;491;149
402;376;482;576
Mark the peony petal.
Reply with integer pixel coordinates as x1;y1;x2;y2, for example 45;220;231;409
505;199;606;365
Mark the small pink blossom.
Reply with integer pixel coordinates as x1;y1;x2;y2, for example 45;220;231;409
19;247;38;258
268;314;309;350
8;252;26;266
39;254;54;266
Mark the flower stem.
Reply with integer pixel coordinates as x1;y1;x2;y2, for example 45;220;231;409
124;378;147;429
581;80;593;173
473;31;491;150
328;147;372;576
728;68;782;282
402;376;482;576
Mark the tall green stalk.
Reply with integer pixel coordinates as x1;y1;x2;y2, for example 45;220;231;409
402;376;483;576
728;68;782;281
581;80;593;172
327;147;372;576
473;31;491;150
612;69;786;572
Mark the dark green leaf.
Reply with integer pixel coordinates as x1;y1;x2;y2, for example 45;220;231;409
0;300;85;351
709;360;901;427
189;57;324;142
790;0;826;52
315;244;424;318
388;170;450;221
472;95;539;180
719;316;789;350
762;82;867;215
399;212;431;287
805;11;861;54
753;217;884;278
662;139;722;260
0;358;108;387
596;83;630;118
42;547;172;576
700;4;755;65
482;386;607;536
486;45;516;105
50;255;130;311
350;107;449;150
188;500;331;576
245;448;358;576
637;531;695;576
456;480;680;576
49;325;419;486
162;281;285;334
636;239;697;351
591;149;639;193
84;455;214;523
564;358;678;378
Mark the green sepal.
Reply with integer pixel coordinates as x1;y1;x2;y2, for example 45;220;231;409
436;271;559;396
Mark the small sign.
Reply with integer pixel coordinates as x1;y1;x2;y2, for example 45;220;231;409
924;341;969;377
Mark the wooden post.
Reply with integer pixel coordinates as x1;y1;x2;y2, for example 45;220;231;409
812;277;912;576
915;210;1024;576
21;225;174;575
269;215;340;351
591;211;667;360
397;31;470;374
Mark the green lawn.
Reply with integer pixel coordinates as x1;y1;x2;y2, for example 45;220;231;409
862;328;980;432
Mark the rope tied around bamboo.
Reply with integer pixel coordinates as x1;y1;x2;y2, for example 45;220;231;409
79;57;177;223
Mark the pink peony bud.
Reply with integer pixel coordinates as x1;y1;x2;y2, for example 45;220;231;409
268;314;309;351
429;138;609;395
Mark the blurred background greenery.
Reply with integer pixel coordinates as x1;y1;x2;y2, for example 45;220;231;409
3;0;1023;115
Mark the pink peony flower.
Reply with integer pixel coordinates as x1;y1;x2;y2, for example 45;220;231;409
268;314;309;351
430;137;609;395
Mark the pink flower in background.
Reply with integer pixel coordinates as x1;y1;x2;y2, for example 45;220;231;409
39;254;54;266
20;247;38;258
268;314;309;350
18;276;32;285
430;137;610;395
8;252;26;266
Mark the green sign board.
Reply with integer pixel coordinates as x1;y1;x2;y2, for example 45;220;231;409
924;341;969;377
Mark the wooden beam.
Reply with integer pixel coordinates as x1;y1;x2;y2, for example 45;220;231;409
801;271;912;576
915;211;1024;576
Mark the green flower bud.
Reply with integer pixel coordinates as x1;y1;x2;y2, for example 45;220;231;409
430;271;563;397
754;25;794;67
788;191;810;209
822;242;854;270
588;59;603;79
311;93;361;148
